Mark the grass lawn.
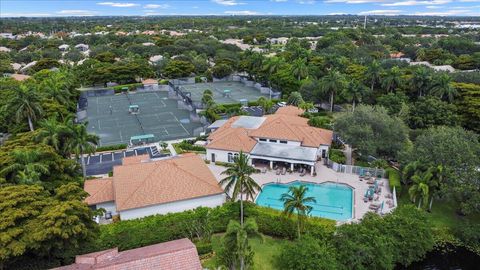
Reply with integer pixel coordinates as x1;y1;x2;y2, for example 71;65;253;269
397;191;480;229
202;234;289;270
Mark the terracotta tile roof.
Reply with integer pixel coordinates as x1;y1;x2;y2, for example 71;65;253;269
84;178;114;205
207;106;333;151
52;238;202;270
206;116;258;152
142;78;158;85
275;105;305;116
390;52;405;58
122;154;150;165
113;154;223;211
10;74;31;81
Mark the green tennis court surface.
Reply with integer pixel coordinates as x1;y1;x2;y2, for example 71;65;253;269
178;81;269;104
85;91;203;146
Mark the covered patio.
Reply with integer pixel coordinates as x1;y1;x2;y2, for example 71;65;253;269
250;143;317;175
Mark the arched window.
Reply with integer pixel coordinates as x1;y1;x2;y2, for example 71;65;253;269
228;152;233;163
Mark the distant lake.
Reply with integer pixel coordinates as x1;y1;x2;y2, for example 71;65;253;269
397;247;480;270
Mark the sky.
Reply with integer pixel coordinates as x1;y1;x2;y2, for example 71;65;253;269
1;0;479;17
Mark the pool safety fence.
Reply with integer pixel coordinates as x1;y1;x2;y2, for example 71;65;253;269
326;159;386;178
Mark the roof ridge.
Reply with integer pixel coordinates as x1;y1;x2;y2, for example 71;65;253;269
169;156;223;192
87;178;112;202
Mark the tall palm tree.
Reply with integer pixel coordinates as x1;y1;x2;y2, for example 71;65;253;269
8;84;43;131
402;160;423;186
40;74;71;105
281;185;316;238
0;150;48;185
430;74;457;103
219;151;261;225
291;58;309;81
320;69;344;112
342;80;370;112
408;170;432;209
257;96;274;114
410;67;432;97
36;117;65;154
65;122;99;178
381;67;403;93
365;60;382;92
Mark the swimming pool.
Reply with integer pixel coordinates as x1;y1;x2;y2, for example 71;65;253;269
255;181;353;221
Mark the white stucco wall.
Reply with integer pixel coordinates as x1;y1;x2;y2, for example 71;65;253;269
255;138;301;146
119;193;226;220
95;201;117;216
207;148;252;164
318;145;330;158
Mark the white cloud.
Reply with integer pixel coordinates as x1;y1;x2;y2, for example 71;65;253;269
97;2;139;7
224;10;261;15
382;1;450;6
271;0;288;2
358;9;402;15
324;0;386;4
297;0;316;3
144;4;170;9
212;0;245;6
56;10;98;16
426;5;442;8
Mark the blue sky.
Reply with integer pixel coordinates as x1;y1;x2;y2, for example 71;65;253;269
1;0;479;17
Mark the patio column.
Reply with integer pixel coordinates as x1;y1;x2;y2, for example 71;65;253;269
269;160;273;169
310;165;314;176
290;163;294;171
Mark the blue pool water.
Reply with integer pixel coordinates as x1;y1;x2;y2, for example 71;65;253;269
255;181;353;221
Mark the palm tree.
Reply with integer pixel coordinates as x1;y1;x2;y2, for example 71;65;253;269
365;60;382;92
219;151;261;225
36;117;65;154
257;97;274;114
281;185;316;238
427;165;442;211
287;91;304;106
65;122;99;178
320;69;344;112
430;74;457;103
410;67;432;97
8;84;43;131
402;160;423;186
408;170;432;209
40;73;71;105
415;48;426;61
381;67;403;93
0;150;48;185
342;80;370;112
291;58;309;81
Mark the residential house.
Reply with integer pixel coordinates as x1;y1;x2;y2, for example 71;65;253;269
84;154;225;221
206;106;333;175
53;238;202;270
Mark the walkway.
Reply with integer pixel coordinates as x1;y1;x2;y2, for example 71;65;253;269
206;162;395;223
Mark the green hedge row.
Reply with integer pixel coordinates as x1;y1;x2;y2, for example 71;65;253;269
92;202;335;252
96;144;128;152
386;167;401;194
112;83;143;93
329;149;346;164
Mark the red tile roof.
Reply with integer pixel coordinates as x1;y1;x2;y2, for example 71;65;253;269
206;106;333;152
84;178;114;205
52;238;202;270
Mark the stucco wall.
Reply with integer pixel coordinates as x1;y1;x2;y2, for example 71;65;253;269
96;201;117;216
119;193;226;220
206;148;252;164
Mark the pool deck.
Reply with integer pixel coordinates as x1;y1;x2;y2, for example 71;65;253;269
206;161;396;223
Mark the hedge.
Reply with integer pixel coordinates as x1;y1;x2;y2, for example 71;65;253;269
112;83;142;93
386;167;401;194
329;149;346;164
96;144;127;152
92;202;335;252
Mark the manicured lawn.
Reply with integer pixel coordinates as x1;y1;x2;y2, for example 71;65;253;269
202;234;288;270
397;191;480;229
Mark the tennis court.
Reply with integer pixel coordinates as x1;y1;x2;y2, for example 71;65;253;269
178;81;270;104
85;91;203;146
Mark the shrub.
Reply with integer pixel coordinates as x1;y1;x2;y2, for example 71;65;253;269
386;167;401;194
112;83;142;93
96;144;127;152
159;79;169;85
174;140;206;153
308;116;332;130
214;161;233;167
194;240;213;255
329;149;346;164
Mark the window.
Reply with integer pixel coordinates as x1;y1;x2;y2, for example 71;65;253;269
269;139;277;143
280;140;288;144
228;153;233;163
259;138;267;142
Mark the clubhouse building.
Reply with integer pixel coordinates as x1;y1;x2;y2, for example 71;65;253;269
206;106;333;175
